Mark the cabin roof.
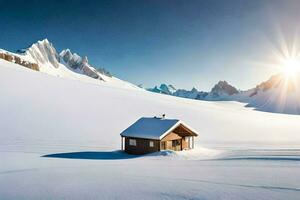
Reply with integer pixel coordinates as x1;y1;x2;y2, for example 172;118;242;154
120;117;198;140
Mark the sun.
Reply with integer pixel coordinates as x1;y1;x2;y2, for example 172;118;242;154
280;58;300;78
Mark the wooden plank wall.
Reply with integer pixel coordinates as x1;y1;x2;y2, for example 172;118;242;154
124;137;160;154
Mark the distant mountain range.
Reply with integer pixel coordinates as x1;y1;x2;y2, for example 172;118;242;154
147;81;240;101
147;74;300;115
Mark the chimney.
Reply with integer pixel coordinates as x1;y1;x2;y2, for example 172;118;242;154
162;114;166;119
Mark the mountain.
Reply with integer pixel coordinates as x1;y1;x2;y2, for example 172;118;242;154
148;84;177;95
0;39;139;90
147;81;238;101
60;48;113;80
174;88;208;99
246;73;300;114
205;81;239;100
24;38;61;69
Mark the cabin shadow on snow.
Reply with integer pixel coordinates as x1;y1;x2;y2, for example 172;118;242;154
42;150;139;160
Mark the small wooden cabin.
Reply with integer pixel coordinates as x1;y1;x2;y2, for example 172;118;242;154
120;117;198;155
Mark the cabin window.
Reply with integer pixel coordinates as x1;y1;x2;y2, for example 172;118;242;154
172;140;180;147
149;141;154;147
129;139;136;146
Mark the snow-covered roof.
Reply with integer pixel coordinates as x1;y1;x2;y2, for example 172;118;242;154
120;117;198;140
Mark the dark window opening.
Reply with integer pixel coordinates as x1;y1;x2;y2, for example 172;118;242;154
172;140;180;147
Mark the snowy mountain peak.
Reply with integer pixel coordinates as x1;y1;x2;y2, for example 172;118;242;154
60;48;71;57
24;40;114;82
59;49;102;79
255;73;300;92
159;84;176;94
210;80;239;97
148;84;177;95
246;73;300;114
60;49;82;69
25;38;60;68
191;87;198;93
37;38;50;45
0;39;139;90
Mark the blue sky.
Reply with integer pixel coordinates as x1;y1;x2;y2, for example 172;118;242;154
1;0;300;90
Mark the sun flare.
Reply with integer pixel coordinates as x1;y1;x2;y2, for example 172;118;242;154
281;58;300;77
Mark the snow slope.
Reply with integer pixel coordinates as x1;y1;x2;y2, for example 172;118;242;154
1;60;300;200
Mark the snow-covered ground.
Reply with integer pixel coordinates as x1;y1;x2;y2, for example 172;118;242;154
1;59;300;199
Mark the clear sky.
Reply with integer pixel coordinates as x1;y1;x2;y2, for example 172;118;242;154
1;0;300;90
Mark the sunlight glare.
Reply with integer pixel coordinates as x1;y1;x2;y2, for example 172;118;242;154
281;58;300;77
